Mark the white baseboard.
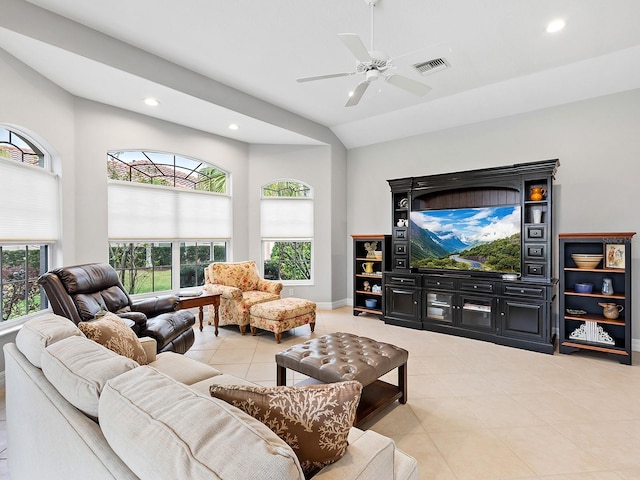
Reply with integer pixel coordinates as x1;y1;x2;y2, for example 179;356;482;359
315;299;348;310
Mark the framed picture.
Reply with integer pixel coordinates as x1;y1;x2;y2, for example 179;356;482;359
605;244;625;269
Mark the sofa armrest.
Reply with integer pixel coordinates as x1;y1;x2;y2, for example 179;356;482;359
257;279;283;295
313;429;395;480
139;337;157;363
117;311;147;334
132;295;178;315
210;284;243;301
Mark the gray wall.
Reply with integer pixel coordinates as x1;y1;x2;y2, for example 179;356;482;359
347;88;640;348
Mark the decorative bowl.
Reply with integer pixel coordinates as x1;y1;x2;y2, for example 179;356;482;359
364;299;378;309
574;283;593;293
571;254;603;269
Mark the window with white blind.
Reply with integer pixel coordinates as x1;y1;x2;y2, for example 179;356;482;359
0;127;56;322
107;151;230;293
261;180;313;285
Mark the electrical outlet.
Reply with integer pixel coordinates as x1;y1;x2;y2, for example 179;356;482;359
288;288;294;296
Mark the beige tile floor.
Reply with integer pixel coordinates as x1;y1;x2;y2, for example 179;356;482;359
2;306;640;479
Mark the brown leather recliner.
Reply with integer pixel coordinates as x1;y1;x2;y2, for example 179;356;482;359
38;263;195;354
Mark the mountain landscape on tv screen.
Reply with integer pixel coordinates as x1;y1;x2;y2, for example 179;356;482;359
410;206;521;273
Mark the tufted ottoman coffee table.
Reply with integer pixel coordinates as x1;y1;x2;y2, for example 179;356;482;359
275;332;408;427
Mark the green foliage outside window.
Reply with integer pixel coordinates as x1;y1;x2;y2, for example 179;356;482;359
262;180;310;198
264;241;311;281
179;242;227;288
108;242;172;294
1;246;44;321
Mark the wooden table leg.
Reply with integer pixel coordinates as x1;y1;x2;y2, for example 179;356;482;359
398;362;407;404
276;365;287;386
198;306;204;332
212;303;219;336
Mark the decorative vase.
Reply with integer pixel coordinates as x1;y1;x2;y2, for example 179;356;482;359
601;278;614;295
531;206;543;224
362;262;374;274
599;303;623;319
530;187;546;201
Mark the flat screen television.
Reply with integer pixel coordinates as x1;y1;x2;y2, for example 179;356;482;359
409;205;521;274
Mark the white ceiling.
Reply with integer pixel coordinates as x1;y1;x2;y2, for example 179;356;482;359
2;0;640;148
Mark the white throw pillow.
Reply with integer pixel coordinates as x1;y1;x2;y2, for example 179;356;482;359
41;335;139;419
15;312;83;368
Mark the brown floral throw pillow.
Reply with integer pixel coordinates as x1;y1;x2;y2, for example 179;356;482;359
210;381;362;477
78;312;148;365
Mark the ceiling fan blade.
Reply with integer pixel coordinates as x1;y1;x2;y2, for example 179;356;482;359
385;75;432;96
338;33;371;63
296;72;355;83
345;80;370;107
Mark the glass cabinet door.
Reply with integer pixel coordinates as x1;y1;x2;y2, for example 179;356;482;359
425;291;454;323
460;295;494;330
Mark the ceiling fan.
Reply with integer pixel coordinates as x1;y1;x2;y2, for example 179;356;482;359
297;0;434;107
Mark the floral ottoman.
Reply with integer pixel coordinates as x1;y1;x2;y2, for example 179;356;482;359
249;297;316;343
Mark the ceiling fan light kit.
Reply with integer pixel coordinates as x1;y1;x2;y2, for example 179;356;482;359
296;0;439;107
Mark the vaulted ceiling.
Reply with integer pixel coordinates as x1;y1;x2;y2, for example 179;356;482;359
2;0;640;148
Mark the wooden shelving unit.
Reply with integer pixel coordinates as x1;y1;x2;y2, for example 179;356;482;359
352;234;389;317
559;232;635;364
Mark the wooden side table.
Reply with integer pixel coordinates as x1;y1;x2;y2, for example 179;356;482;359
175;291;221;335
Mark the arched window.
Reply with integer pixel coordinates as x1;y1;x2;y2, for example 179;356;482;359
107;151;226;192
261;180;313;284
107;151;230;293
0;127;57;322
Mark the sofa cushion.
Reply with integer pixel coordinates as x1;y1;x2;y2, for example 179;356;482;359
150;351;222;385
40;335;139;419
15;311;84;368
99;367;304;480
210;381;362;477
78;312;148;364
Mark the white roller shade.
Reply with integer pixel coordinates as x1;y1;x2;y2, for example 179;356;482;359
0;159;59;242
108;182;231;240
261;198;313;238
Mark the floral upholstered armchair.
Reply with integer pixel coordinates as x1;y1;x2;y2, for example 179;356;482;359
203;261;282;334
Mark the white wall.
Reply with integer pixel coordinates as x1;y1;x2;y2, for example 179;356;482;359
72;99;250;263
0;48;76;266
347;88;640;346
248;144;347;307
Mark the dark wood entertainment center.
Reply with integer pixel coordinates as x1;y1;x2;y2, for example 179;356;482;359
384;159;559;354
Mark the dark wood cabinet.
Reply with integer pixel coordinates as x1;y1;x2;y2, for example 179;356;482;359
384;273;421;327
383;160;558;354
559;232;634;364
498;281;553;351
385;271;555;353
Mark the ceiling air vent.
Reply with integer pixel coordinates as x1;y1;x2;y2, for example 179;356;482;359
412;57;449;76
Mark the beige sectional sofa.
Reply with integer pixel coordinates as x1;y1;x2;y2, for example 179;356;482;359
5;312;418;480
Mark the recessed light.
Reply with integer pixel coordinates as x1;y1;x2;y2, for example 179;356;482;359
546;19;565;33
228;123;239;130
144;97;159;106
348;91;355;98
